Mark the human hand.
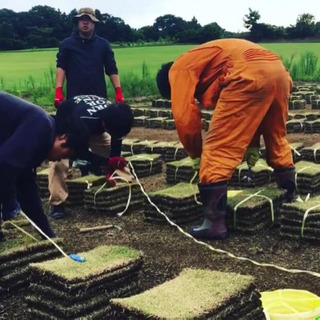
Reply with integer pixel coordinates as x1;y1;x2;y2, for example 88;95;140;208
244;147;260;167
115;87;124;103
107;157;127;172
105;172;116;187
54;87;65;108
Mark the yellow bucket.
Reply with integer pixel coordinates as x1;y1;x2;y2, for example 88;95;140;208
261;289;320;320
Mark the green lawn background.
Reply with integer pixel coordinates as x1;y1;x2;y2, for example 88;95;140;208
1;43;320;90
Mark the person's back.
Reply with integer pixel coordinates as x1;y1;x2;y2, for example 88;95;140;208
0;92;55;168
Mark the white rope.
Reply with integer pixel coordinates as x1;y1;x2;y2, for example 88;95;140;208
20;212;68;258
301;203;320;236
128;162;320;278
93;171;132;217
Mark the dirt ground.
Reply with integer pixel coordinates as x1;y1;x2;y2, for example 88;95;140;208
2;126;320;319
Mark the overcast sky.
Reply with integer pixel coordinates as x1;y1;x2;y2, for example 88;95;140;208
1;0;319;32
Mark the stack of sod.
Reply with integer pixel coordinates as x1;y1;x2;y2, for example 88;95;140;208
144;183;202;224
126;154;163;177
152;99;171;108
294;91;315;103
304;112;320;120
145;108;172;119
300;143;320;163
292;113;306;120
145;117;168;129
0;227;64;297
166;157;199;184
280;196;320;242
36;168;50;199
133;115;150;127
286;119;304;133
65;175;107;207
163;142;188;162
226;188;284;233
304;119;320;133
288;100;307;110
121;138;141;154
311;100;320;110
26;245;144;320
110;268;264;319
295;161;320;195
162;119;176;130
289;94;304;101
127;140;159;155
287;112;294;120
260;142;304;163
131;107;145;117
229;159;274;188
143;141;178;159
84;182;142;215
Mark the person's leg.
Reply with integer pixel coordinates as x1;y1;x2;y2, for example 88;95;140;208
48;159;69;218
17;169;55;238
192;79;275;239
88;133;112;158
73;133;112;176
2;197;21;221
259;70;295;202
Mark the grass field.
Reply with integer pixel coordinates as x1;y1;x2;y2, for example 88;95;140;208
1;42;320;105
1;42;319;88
0;45;195;89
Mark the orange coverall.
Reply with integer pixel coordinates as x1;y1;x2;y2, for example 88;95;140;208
169;39;294;183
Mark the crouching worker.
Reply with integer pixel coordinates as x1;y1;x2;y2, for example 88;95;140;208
53;95;134;203
156;38;296;240
0;92;89;241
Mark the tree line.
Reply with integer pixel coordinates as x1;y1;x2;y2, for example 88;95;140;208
0;6;320;50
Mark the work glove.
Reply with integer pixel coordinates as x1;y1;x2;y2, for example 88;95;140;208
54;87;65;108
244;147;260;167
105;157;127;187
191;157;200;171
107;157;127;171
115;87;124;103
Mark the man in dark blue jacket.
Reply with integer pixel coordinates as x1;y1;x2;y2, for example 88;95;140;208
53;7;124;104
50;7;126;218
0;92;89;241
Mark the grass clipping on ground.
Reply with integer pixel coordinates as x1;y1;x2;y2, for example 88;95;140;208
30;245;143;281
111;268;254;319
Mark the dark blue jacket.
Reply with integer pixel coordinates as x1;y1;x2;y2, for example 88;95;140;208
0;92;55;236
57;32;118;99
0;93;55;169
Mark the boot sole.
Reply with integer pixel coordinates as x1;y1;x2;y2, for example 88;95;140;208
190;229;228;240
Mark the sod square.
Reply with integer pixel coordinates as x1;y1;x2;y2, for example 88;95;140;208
110;268;264;319
144;182;202;224
26;245;144;319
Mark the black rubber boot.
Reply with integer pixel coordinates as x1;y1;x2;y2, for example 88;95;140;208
274;167;296;203
190;181;228;240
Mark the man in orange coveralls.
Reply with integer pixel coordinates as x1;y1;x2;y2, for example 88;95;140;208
156;39;295;240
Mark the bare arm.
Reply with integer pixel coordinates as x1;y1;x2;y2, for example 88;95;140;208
109;74;121;89
56;67;66;88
